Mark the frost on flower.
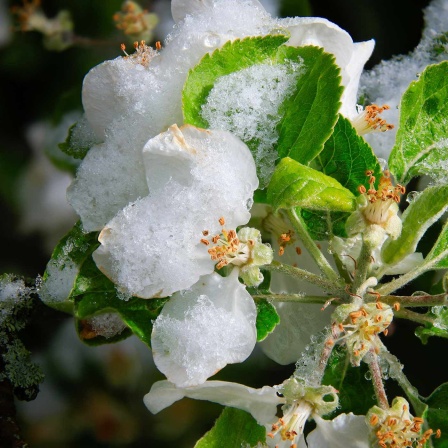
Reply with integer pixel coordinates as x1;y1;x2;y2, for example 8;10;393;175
92;125;258;298
151;271;257;387
144;378;369;448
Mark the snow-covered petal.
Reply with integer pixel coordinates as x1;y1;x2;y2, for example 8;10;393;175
67;134;149;232
82;53;160;140
92;125;257;298
340;40;375;119
306;414;369;448
151;272;257;387
144;379;280;423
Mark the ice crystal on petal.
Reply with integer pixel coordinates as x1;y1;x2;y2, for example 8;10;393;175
202;62;302;186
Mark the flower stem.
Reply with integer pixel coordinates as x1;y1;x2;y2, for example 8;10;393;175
380;293;447;308
367;349;389;410
376;258;437;296
286;208;340;283
352;240;374;295
265;261;346;296
252;294;332;304
393;308;436;325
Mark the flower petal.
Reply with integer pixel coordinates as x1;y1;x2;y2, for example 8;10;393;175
67;136;149;232
151;272;257;387
306;414;369;448
260;237;333;365
144;379;279;424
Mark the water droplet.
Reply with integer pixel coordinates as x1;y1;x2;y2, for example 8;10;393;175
203;33;221;48
412;290;428;296
269;27;288;36
364;371;372;380
378;158;388;171
406;191;420;203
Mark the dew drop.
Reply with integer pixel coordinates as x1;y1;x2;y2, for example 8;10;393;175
406;191;420;203
364;371;372;380
377;158;388;171
269;27;288;36
203;33;221;48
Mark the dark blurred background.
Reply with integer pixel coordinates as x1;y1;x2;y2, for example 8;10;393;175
1;0;445;446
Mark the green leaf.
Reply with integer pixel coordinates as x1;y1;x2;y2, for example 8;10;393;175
267;157;356;213
58;121;92;160
183;35;289;127
382;185;448;266
424;383;448;447
425;220;448;269
195;407;265;448
40;221;99;313
275;46;342;165
72;257;167;347
247;272;280;341
300;209;349;240
255;299;280;342
389;61;448;184
317;115;382;195
322;345;376;416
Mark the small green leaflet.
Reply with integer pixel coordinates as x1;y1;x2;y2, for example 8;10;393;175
275;45;342;165
389;61;448;185
72;257;167;347
255;299;280;341
183;35;289;127
267;157;356;213
316;115;381;195
424;383;448;447
194;407;265;448
40;221;99;313
382;185;448;266
300;209;348;240
58;121;93;160
247;271;280;341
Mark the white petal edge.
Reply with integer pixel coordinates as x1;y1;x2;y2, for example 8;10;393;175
144;379;280;424
306;414;369;448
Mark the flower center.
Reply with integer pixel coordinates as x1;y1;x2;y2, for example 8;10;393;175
201;217;253;269
120;40;158;67
268;400;313;448
369;401;441;447
358;170;405;225
352;104;394;135
333;302;393;364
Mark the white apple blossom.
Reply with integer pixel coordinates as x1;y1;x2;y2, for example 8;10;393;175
144;378;369;448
